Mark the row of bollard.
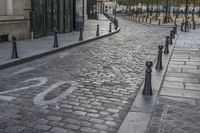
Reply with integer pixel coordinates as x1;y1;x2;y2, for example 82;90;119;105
10;21;114;59
142;25;177;96
79;22;113;41
103;13;119;30
130;16;164;25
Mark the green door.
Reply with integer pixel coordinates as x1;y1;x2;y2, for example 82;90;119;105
32;0;45;38
64;0;71;32
45;0;58;35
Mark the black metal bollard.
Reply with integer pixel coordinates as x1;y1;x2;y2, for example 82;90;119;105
169;31;173;44
181;22;184;31
164;36;169;54
193;21;196;30
146;17;148;23
79;26;83;41
115;19;118;30
109;22;112;33
171;30;175;39
155;45;164;70
96;24;99;37
174;18;177;26
149;18;152;24
158;19;161;25
142;61;153;96
173;25;177;34
11;36;19;58
53;28;58;48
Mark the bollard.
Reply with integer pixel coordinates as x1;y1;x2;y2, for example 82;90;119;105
169;31;173;44
142;61;153;96
79;26;83;41
173;25;177;34
109;22;112;33
53;28;58;48
171;30;175;39
155;45;164;70
115;19;118;30
146;17;148;23
149;18;152;24
164;36;169;54
181;22;184;31
96;24;99;37
142;16;144;22
193;21;196;30
181;19;184;31
158;19;161;25
11;36;19;58
174;18;177;26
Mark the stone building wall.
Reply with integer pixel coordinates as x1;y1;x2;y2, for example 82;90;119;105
0;0;31;41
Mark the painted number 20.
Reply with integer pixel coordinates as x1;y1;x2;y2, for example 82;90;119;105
0;77;78;106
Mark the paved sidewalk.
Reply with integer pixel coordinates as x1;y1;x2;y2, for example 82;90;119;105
118;28;200;133
0;14;117;69
148;29;200;133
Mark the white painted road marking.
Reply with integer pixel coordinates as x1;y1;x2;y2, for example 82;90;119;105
0;77;48;95
33;81;78;106
0;77;48;101
0;95;16;101
10;62;49;76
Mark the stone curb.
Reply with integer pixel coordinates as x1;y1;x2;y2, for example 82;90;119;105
0;28;120;70
118;31;181;133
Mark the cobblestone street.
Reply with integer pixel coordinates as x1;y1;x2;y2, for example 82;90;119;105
0;17;170;133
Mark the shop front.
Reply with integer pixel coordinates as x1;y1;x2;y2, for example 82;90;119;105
87;0;97;19
31;0;84;38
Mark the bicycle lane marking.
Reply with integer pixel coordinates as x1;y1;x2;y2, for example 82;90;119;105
33;81;78;106
0;77;48;101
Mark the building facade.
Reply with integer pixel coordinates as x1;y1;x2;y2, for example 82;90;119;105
0;0;31;41
96;0;114;14
0;0;87;41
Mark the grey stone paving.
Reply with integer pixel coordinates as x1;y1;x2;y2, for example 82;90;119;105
148;29;200;133
0;17;169;133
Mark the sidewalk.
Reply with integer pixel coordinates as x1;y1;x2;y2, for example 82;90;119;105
148;29;200;133
118;28;200;133
0;14;119;69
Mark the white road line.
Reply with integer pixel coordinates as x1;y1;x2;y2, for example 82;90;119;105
33;81;78;106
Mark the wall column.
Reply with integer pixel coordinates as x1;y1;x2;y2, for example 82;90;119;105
84;0;87;19
6;0;13;15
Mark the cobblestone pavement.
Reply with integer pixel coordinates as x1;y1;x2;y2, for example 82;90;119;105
148;29;200;133
0;17;170;133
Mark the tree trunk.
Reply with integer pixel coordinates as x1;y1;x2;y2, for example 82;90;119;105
192;2;195;21
199;4;200;18
156;0;159;20
164;0;169;23
147;3;150;18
